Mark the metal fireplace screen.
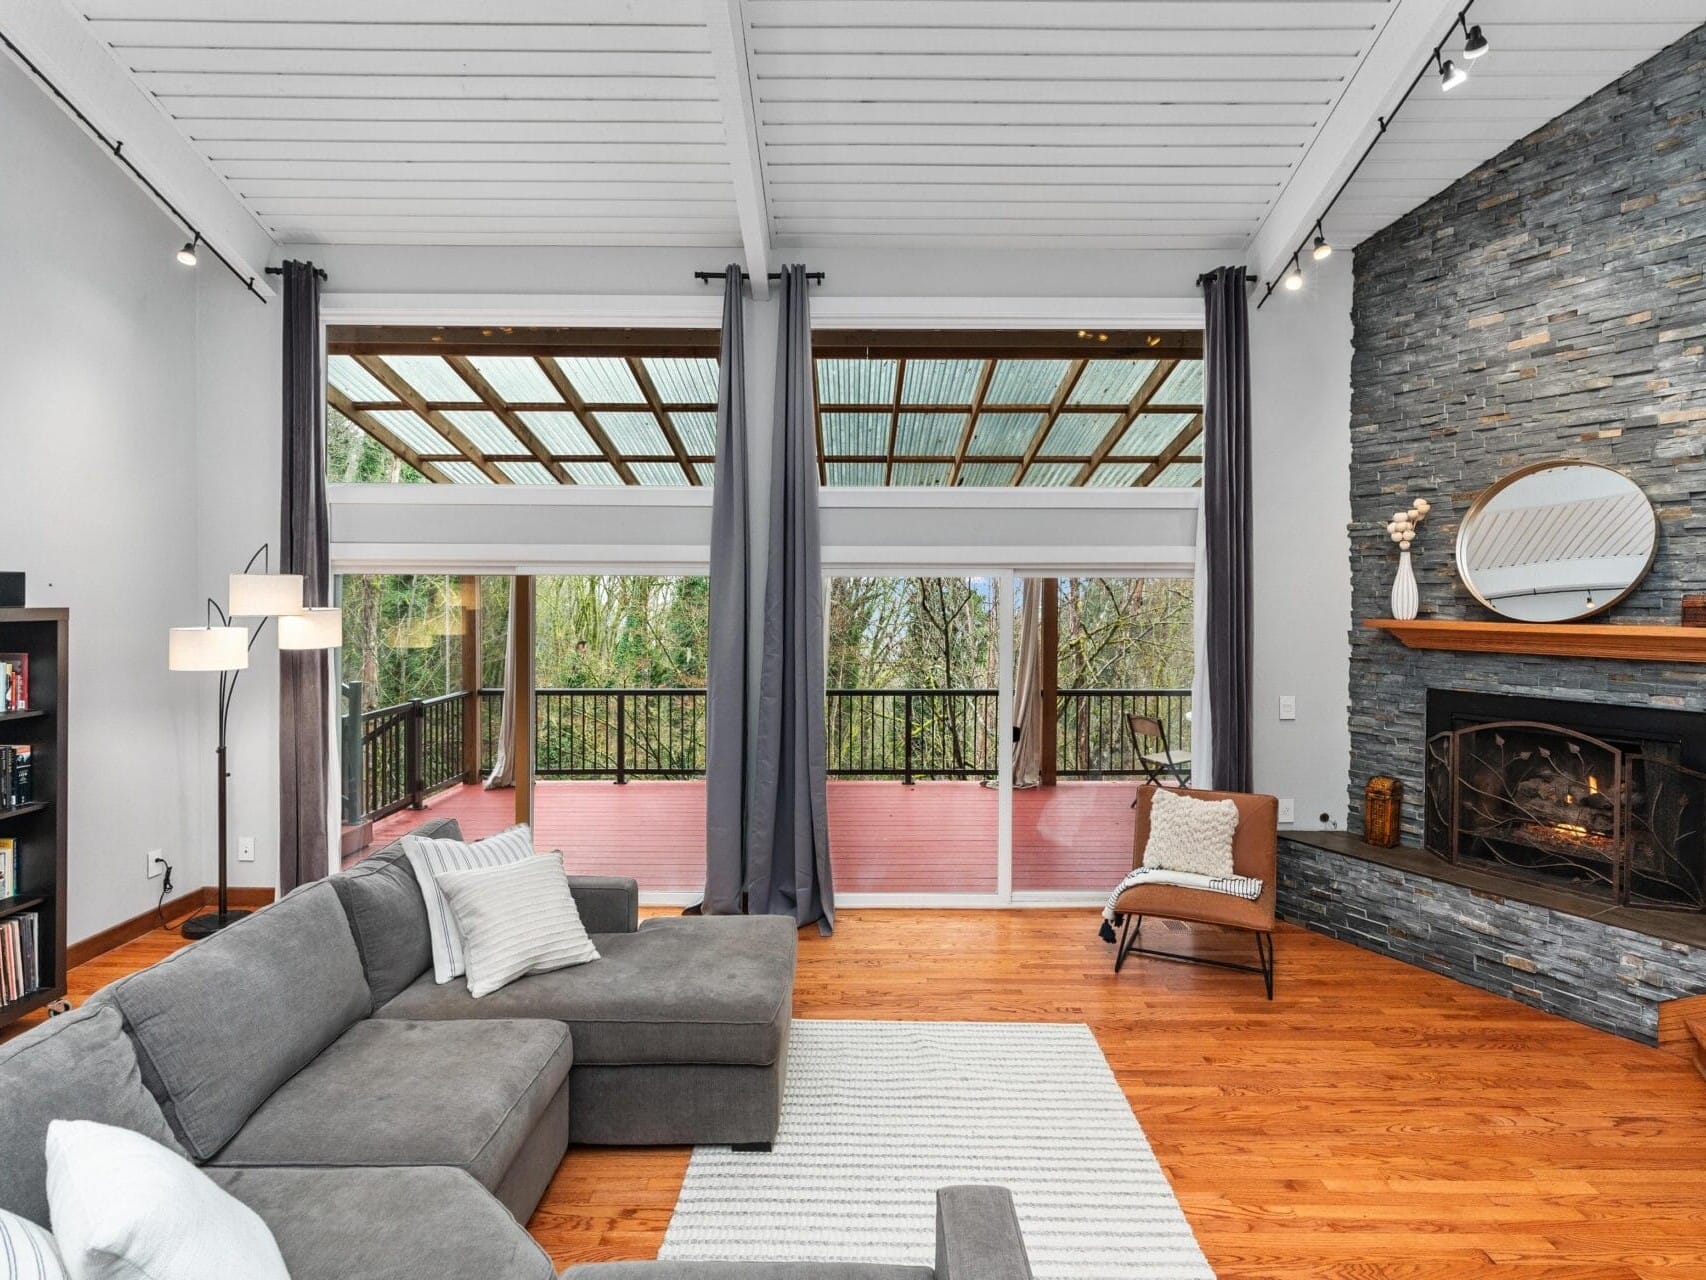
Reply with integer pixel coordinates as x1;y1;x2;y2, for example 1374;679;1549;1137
1426;719;1706;913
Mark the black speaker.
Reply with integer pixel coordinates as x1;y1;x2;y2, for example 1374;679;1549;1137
0;574;21;607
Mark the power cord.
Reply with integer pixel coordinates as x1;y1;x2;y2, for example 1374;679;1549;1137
154;858;175;929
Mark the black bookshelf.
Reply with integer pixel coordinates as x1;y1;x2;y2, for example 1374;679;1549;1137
0;608;68;1032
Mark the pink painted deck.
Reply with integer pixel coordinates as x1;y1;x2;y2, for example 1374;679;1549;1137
358;778;1137;895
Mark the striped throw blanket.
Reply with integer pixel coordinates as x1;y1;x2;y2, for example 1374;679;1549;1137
1098;866;1265;942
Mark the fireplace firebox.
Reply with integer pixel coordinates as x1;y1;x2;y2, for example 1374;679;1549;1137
1425;690;1706;913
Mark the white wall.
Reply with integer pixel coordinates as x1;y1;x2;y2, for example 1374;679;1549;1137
0;57;207;940
1248;253;1354;828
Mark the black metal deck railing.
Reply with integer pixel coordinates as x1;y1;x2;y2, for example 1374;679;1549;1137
341;685;1189;826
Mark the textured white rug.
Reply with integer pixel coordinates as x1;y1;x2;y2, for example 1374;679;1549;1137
659;1020;1215;1280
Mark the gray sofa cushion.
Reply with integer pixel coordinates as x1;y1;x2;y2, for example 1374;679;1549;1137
0;1005;184;1227
210;1017;572;1194
105;881;371;1161
331;849;434;1008
377;914;796;1067
564;875;640;936
210;1165;556;1280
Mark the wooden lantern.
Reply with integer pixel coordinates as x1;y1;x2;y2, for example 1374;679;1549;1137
1364;776;1403;848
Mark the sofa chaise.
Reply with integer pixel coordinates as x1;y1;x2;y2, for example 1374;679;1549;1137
0;821;1035;1278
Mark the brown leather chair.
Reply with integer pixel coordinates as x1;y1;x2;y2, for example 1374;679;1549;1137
1109;786;1278;998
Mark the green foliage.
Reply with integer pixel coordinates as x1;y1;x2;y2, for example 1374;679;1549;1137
328;408;426;485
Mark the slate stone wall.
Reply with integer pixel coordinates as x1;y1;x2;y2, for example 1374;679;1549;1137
1278;839;1706;1043
1315;26;1706;1031
1348;26;1706;841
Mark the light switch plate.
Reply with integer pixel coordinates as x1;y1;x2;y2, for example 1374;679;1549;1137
1278;695;1297;721
1278;798;1296;824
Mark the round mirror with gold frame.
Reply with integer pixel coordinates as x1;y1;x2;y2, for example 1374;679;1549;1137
1455;461;1657;622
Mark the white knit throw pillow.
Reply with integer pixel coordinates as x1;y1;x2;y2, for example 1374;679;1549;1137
1142;788;1240;879
403;824;536;983
435;852;600;998
0;1208;67;1280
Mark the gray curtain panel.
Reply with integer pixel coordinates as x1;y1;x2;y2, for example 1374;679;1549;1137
704;267;752;915
1201;265;1253;794
746;265;834;931
279;260;332;890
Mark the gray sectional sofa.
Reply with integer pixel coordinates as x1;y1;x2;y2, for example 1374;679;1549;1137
0;820;1033;1280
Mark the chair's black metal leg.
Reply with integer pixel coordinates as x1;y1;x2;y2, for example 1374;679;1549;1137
1255;931;1274;1000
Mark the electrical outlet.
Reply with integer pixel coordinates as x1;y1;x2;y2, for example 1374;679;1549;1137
237;836;256;863
146;849;164;879
1278;798;1296;824
1278;695;1297;721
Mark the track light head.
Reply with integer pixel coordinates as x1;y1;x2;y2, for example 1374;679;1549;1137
1462;24;1489;59
1438;56;1467;91
1283;261;1304;291
176;238;199;267
1312;231;1333;261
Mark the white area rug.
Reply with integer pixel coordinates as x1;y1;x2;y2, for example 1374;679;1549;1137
660;1020;1215;1280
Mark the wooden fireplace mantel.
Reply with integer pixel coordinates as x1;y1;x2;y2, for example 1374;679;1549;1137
1363;618;1706;663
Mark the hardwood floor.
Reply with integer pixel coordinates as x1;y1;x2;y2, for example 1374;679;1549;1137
25;908;1706;1279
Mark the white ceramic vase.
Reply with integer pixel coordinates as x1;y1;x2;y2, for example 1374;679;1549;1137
1390;549;1419;621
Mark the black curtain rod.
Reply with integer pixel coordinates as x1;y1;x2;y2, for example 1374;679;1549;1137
1197;269;1258;287
0;30;268;303
695;270;825;284
264;265;327;281
1255;0;1477;310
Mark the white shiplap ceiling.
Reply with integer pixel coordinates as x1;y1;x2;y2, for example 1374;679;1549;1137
30;0;1706;275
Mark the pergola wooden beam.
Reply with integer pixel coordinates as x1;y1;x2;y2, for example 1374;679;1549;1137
441;355;571;484
1074;359;1179;486
326;386;451;484
625;356;702;485
1136;413;1205;487
882;356;907;487
352;355;511;485
532;356;639;486
948;359;997;486
1013;358;1089;486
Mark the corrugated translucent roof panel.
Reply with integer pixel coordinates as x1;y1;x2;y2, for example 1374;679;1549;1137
1021;463;1080;487
381;356;480;405
555;356;644;404
468;356;560;405
967;412;1045;457
817;358;895;404
901;359;981;406
958;462;1016;486
596;412;671;455
1110;413;1196;458
823;412;888;456
1153;462;1205;488
643;357;719;402
328;354;394;403
985;359;1070;405
694;463;715;484
436;461;493;485
630;461;688;486
893;462;951;486
671;411;717;455
563;461;623;485
440;411;525;456
1156;360;1205;403
1037;412;1117;457
1088;462;1145;488
1068;359;1155;405
497;461;556;485
826;462;885;486
369;410;453;455
517;412;597;456
894;412;964;456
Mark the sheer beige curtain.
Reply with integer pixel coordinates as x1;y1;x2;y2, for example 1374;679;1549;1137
484;579;520;790
1012;578;1046;789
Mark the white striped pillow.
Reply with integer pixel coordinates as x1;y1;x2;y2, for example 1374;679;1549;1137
0;1209;67;1280
402;824;536;983
434;853;600;998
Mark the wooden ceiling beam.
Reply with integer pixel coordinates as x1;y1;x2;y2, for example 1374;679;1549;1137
532;356;639;485
328;326;720;356
442;354;571;485
947;359;997;487
882;356;907;487
326;386;449;483
1013;357;1089;486
625;356;700;486
1136;414;1205;487
703;0;773;300
815;329;1201;360
1074;358;1178;486
351;355;510;484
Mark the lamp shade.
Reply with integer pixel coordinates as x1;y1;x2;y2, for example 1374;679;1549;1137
278;607;343;651
229;572;304;617
169;626;250;671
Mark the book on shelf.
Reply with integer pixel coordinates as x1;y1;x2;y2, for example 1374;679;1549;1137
0;911;39;1004
0;745;31;809
0;837;14;898
0;653;27;713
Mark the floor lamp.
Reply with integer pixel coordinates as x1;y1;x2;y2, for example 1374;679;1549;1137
169;545;340;939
